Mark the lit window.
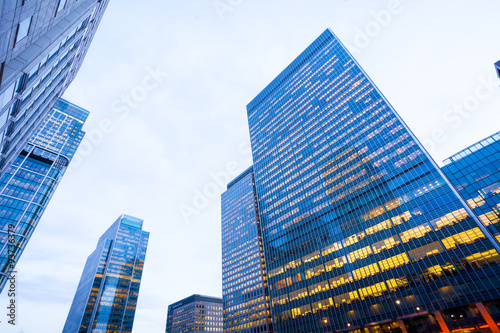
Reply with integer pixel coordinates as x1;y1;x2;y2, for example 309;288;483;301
15;17;32;45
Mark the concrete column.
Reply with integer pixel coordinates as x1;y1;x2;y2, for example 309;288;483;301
433;311;451;333
397;319;409;333
476;302;500;333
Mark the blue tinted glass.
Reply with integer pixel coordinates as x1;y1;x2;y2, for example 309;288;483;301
246;29;500;332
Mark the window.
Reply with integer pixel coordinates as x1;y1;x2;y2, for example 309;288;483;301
0;81;17;109
0;107;9;128
15;17;32;45
56;0;67;14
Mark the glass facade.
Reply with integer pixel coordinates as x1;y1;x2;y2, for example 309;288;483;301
0;98;88;293
443;132;500;244
63;214;149;333
0;0;110;176
166;294;223;333
221;167;272;333
246;29;500;333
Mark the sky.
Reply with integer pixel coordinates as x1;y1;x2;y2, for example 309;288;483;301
1;0;500;332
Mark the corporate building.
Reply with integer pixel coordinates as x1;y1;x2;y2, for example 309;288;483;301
443;132;500;244
165;294;223;333
221;166;273;333
244;29;500;333
63;214;149;333
0;98;87;292
0;0;110;176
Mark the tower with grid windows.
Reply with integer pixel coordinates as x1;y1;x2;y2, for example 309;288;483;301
0;0;110;176
246;29;500;333
221;166;273;333
63;214;149;333
166;294;223;333
0;98;88;293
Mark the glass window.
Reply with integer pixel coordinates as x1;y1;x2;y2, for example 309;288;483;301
27;65;39;82
0;81;16;108
15;17;32;44
39;55;49;68
48;44;60;61
0;107;9;128
57;0;67;13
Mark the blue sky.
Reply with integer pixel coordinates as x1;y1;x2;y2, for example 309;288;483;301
1;0;500;332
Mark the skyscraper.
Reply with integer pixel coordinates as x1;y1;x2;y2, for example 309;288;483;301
221;166;272;333
165;294;223;333
0;98;88;293
0;0;110;176
63;214;149;333
246;29;500;333
443;132;500;244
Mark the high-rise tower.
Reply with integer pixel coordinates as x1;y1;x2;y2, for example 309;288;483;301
221;167;273;333
63;214;149;333
0;0;110;176
246;29;500;333
0;98;88;292
443;132;500;244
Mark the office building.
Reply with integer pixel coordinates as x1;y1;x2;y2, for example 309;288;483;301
443;132;500;244
0;98;88;293
495;60;500;79
63;214;149;333
246;29;500;333
166;294;223;333
0;0;110;176
221;166;273;333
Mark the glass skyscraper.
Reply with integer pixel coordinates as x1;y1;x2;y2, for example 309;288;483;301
245;29;500;333
0;98;88;293
0;0;110;176
443;132;500;245
221;166;273;333
63;214;149;333
166;294;223;333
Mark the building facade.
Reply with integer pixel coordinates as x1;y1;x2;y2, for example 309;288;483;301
221;166;273;333
246;29;500;333
0;0;110;176
63;214;149;333
443;132;500;244
0;98;87;293
166;294;223;333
